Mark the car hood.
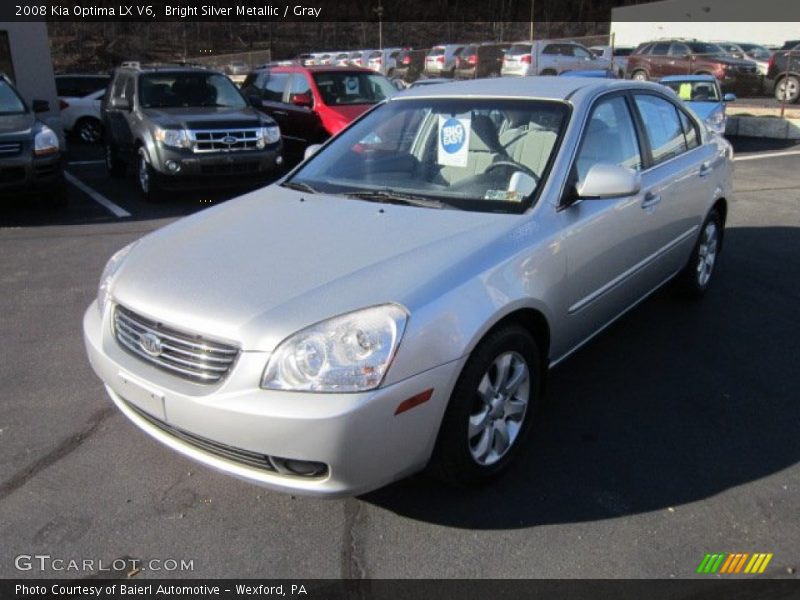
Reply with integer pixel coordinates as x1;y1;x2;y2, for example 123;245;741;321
685;101;721;120
322;104;372;132
714;56;757;67
0;112;34;137
112;187;517;351
141;106;269;128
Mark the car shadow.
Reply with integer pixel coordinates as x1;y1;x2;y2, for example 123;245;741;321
362;225;800;529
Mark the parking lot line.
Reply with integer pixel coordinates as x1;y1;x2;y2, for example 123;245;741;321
734;149;800;162
64;171;131;218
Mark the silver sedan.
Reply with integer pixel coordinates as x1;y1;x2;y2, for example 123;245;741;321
83;77;733;496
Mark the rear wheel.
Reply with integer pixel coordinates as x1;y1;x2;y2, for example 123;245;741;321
775;75;800;103
632;69;648;81
676;209;722;298
429;324;541;486
540;69;557;76
74;117;103;144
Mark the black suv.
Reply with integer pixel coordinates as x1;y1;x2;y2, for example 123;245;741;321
102;63;283;200
0;74;66;207
767;45;800;103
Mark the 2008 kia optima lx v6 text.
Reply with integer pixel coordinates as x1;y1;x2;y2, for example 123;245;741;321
84;78;733;497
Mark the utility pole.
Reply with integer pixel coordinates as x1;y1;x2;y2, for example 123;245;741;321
373;1;384;49
529;0;534;40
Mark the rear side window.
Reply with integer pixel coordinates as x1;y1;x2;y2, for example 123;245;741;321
262;72;290;102
288;74;311;96
651;43;671;55
669;43;690;56
634;94;688;165
575;95;642;182
542;44;559;55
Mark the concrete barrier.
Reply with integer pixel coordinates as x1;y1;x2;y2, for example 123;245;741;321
726;115;800;140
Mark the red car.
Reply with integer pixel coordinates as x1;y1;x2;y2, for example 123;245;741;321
241;65;396;162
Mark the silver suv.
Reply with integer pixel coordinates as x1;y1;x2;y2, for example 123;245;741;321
424;44;465;77
85;78;732;497
502;40;611;76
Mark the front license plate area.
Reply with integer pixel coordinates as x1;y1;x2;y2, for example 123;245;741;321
117;371;166;421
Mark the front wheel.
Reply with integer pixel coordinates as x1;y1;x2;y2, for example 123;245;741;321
428;324;541;486
676;209;722;298
137;148;162;202
775;75;800;104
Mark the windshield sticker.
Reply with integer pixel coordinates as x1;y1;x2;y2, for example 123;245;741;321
437;114;471;168
678;83;692;100
484;190;522;203
344;76;360;95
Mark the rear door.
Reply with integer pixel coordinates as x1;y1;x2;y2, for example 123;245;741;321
667;42;692;75
648;42;672;78
538;43;562;74
280;73;324;159
566;44;594;72
104;72;135;155
255;70;292;124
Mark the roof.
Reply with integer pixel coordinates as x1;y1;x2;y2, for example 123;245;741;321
394;76;657;101
253;65;375;74
660;74;717;83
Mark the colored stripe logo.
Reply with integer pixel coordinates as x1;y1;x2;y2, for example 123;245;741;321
697;553;773;574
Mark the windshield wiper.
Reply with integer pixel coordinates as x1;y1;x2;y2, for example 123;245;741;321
344;189;451;210
281;180;318;194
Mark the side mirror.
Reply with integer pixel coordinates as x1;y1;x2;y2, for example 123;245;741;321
304;143;322;160
290;92;313;108
110;96;131;110
32;99;49;113
576;163;641;199
723;93;736;102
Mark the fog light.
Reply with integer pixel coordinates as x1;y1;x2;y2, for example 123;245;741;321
269;457;327;477
165;160;181;173
276;155;283;166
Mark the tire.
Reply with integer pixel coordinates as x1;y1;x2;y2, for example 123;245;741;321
74;117;103;144
632;69;648;81
136;147;162;202
428;324;542;486
676;209;722;298
540;69;557;76
775;75;800;104
105;142;126;178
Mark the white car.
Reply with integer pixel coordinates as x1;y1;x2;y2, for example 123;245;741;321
56;74;109;143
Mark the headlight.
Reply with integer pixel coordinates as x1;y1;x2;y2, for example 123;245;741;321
705;111;726;134
154;127;191;149
261;304;408;392
97;242;137;316
34;126;59;156
257;125;281;148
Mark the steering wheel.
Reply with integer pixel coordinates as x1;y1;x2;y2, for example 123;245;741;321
485;160;540;184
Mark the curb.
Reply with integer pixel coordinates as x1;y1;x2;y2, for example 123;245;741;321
726;115;800;140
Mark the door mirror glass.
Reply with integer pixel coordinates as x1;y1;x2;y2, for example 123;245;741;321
110;96;131;110
290;92;313;108
576;163;641;199
723;93;737;102
304;143;322;160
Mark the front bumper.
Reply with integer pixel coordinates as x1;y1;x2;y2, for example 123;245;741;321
150;143;282;190
83;302;463;497
0;152;63;196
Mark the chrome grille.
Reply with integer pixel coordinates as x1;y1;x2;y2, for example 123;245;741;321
113;305;238;384
0;142;22;157
189;128;261;153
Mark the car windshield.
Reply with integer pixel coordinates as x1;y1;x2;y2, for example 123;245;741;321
284;98;568;214
0;79;26;114
739;44;771;59
663;80;721;102
687;42;725;55
138;72;247;109
312;71;396;106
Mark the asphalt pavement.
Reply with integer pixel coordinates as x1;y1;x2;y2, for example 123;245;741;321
0;137;798;579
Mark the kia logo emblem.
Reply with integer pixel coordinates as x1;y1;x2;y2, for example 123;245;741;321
139;332;163;357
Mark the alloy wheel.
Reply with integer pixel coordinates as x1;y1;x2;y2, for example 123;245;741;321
468;351;530;466
697;220;719;287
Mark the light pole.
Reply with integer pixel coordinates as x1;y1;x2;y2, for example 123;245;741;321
529;0;534;40
373;1;384;50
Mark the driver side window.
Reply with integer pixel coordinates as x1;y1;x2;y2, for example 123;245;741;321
575;95;642;182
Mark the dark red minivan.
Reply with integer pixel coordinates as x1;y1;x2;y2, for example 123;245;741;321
241;65;396;163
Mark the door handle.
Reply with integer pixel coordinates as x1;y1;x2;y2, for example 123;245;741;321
273;110;288;116
641;191;662;209
699;162;712;177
